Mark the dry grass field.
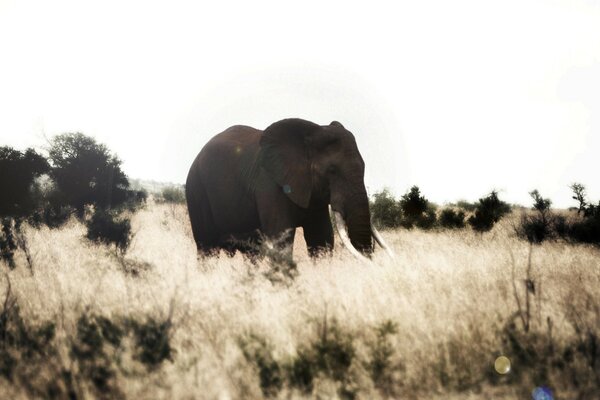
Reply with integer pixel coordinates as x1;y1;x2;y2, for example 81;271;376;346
1;201;599;399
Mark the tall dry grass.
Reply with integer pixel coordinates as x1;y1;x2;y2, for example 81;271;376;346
1;202;599;399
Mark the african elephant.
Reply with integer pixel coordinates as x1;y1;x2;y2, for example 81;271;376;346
185;118;393;260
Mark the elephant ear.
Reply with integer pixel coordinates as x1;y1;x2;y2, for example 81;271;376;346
259;118;320;209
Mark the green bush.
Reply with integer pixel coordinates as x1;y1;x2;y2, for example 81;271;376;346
468;190;511;232
85;210;132;253
370;189;402;229
568;197;600;245
439;208;466;229
516;190;554;244
159;186;186;204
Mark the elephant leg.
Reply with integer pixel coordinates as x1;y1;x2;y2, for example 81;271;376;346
255;185;297;256
303;206;334;257
186;177;219;257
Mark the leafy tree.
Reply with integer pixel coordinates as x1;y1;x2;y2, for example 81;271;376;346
568;185;600;245
468;190;511;232
370;189;402;229
0;147;50;218
400;186;428;220
0;147;50;269
48;133;131;215
570;183;587;215
517;190;553;243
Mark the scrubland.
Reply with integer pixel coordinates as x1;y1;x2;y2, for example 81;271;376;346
1;202;599;399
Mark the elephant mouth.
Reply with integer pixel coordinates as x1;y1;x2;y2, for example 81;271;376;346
330;207;395;262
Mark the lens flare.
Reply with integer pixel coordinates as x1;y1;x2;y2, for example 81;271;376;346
494;356;511;374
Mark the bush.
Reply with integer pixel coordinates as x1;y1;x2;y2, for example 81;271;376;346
439;208;466;229
85;210;132;253
370;188;402;229
159;186;186;204
400;186;428;221
128;317;174;369
516;190;554;244
239;334;283;397
365;320;403;397
398;186;438;229
569;201;600;245
415;204;438;230
468;190;511;232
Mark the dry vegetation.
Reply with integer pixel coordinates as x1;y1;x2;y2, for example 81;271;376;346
1;202;599;399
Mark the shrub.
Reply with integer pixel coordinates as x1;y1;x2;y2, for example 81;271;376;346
468;190;511;232
239;334;283;397
85;210;132;253
516;190;554;244
398;186;437;229
365;320;403;397
400;186;428;222
127;317;173;369
159;186;186;204
455;200;478;212
370;189;402;229
415;204;438;230
439;208;466;229
569;201;600;245
288;319;356;398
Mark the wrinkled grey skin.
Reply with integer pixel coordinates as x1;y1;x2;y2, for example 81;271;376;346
185;118;373;258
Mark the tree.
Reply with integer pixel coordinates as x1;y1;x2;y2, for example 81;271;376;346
570;183;587;215
48;133;131;215
517;190;553;243
468;190;511;232
400;186;428;220
370;189;402;229
0;147;50;269
0;147;50;218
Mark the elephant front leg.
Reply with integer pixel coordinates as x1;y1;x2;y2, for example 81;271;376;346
255;182;298;257
302;206;334;258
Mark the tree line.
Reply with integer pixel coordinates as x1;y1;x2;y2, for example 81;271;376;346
370;185;600;246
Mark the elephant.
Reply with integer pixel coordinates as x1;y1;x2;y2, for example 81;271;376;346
185;118;393;260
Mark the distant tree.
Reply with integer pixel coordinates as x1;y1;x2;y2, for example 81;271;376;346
569;196;600;245
48;133;131;215
159;186;186;204
516;190;553;243
370;189;402;229
468;190;511;232
400;186;428;220
570;183;587;215
439;208;466;229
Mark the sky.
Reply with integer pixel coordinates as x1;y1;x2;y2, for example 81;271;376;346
1;0;599;207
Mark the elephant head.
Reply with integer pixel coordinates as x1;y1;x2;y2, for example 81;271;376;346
259;118;376;256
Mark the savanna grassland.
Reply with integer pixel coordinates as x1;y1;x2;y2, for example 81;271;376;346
1;201;599;399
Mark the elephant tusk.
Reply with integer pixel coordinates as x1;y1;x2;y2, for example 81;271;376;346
330;207;372;264
371;226;396;260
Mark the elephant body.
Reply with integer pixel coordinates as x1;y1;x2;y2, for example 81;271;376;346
186;118;373;258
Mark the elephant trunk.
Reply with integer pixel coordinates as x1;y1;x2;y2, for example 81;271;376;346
344;191;373;255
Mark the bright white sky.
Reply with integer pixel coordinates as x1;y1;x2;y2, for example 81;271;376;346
1;0;599;207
